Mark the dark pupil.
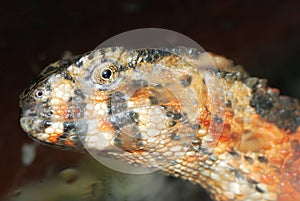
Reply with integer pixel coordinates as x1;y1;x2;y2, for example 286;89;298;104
102;69;112;79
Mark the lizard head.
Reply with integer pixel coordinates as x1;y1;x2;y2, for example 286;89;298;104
19;55;87;151
20;47;224;171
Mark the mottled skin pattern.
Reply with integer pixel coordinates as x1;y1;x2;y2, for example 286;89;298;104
19;47;300;201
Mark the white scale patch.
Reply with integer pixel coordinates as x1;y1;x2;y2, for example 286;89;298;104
49;75;75;102
135;106;168;139
83;119;114;150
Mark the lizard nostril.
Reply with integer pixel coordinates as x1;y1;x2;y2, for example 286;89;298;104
35;89;44;98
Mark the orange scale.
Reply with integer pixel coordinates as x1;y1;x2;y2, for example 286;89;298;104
273;137;285;145
48;136;58;143
163;100;181;111
278;193;294;201
99;121;114;131
218;136;230;142
280;179;294;193
269;157;284;166
261;144;273;150
291;191;300;199
53;109;63;116
228;158;239;169
203;120;210;127
63;111;71;119
260;173;279;185
224;111;234;118
93;91;109;101
65;140;75;147
282;136;292;143
221;123;231;134
184;156;198;163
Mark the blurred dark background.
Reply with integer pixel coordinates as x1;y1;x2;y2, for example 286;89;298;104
0;0;299;200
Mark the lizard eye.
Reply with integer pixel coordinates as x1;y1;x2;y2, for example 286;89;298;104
93;63;119;85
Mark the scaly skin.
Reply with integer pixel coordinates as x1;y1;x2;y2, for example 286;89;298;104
19;47;300;201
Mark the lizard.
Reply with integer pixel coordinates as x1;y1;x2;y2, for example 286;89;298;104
19;46;300;201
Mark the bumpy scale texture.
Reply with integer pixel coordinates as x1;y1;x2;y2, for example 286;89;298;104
19;47;300;201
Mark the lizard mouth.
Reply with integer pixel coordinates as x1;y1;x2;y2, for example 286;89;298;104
19;101;87;151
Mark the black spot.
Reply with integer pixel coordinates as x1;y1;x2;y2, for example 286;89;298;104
166;111;173;117
243;129;251;135
113;137;123;146
61;71;73;81
118;65;124;72
200;146;212;155
250;91;273;116
116;129;122;136
129;110;139;124
191;139;201;151
43;120;52;128
128;62;135;68
111;103;127;114
230;168;244;181
180;75;192;87
192;124;200;130
69;135;79;142
257;79;268;89
107;100;112;115
74;89;86;99
110;115;129;128
63;121;76;133
226;147;240;158
87;53;94;60
247;178;259;185
41;106;53;118
255;185;265;193
149;96;158;105
173;113;182;120
173;135;181;141
258;156;268;163
244;77;258;89
133;49;171;64
110;111;137;128
213;115;223;124
244;156;254;163
137;141;144;147
225;100;232;107
208;155;217;162
75;60;83;67
217;71;226;78
168;121;176;127
168;159;177;165
168;132;176;139
135;132;143;140
101;58;107;62
224;73;237;81
59;133;68;139
109;91;127;114
111;91;126;102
